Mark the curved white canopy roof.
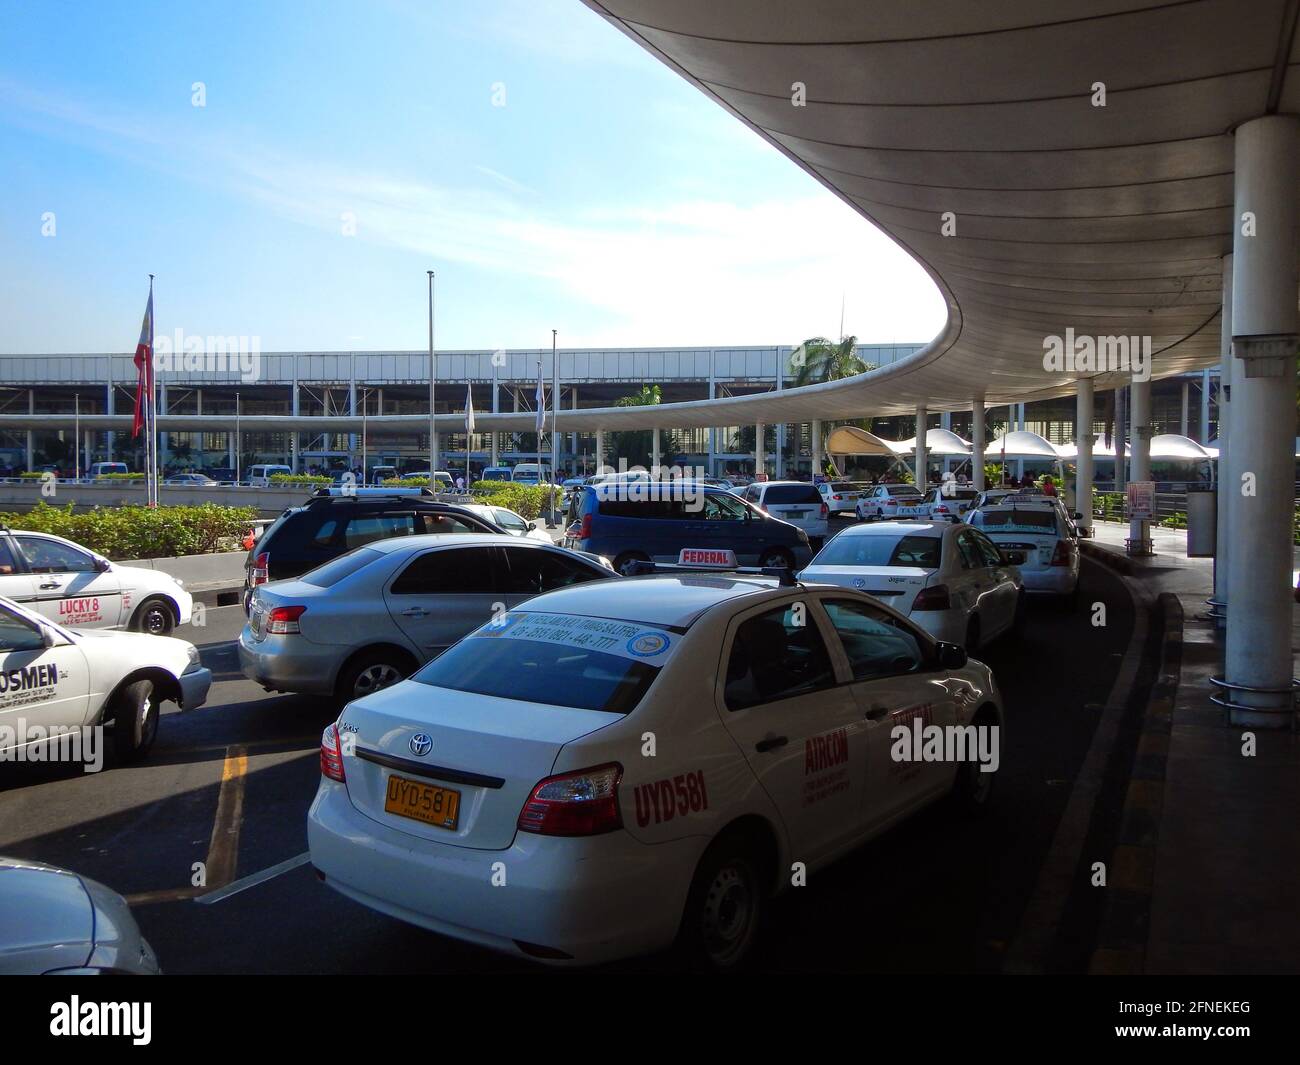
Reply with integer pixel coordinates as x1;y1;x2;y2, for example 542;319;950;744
891;428;973;456
824;425;901;456
986;430;1064;459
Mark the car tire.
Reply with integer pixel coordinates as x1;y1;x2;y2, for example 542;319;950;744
113;678;160;762
965;615;981;651
950;709;998;814
613;551;651;577
677;831;767;972
336;648;413;702
131;597;176;637
758;548;794;570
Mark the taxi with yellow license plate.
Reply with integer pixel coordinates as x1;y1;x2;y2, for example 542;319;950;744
308;548;1003;969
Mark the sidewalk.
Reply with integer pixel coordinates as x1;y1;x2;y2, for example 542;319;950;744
1085;520;1300;974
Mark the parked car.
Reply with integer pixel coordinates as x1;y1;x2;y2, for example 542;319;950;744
511;463;552;486
460;503;551;543
164;473;217;486
968;500;1080;602
239;534;615;700
0;528;192;635
479;466;513;482
923;485;981;523
88;461;129;478
798;520;1025;650
817;480;870;516
0;857;161;974
368;465;398;485
855;483;927;521
248;464;292;486
564;482;813;576
736;481;830;545
0;595;210;762
243;492;505;609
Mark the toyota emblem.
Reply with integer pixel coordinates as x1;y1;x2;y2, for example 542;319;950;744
408;733;433;757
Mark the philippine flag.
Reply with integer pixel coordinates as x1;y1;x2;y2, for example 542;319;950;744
464;383;476;436
132;288;154;438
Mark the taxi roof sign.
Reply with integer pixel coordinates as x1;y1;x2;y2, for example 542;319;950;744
678;548;738;568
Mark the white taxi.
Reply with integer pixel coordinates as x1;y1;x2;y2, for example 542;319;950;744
855;483;927;521
0;528;193;636
968;501;1080;602
798;521;1025;650
0;597;211;762
307;561;1003;969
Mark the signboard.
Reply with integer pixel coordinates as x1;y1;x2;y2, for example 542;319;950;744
1126;480;1156;521
679;548;737;567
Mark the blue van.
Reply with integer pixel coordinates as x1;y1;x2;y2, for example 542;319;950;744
564;482;813;576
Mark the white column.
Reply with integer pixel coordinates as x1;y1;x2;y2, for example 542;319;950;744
348;354;357;465
290;355;299;472
595;428;605;474
914;405;927;487
1225;114;1300;726
1075;379;1094;533
1180;381;1189;437
1128;376;1151;550
811;420;822;479
970;400;985;491
570;385;578;469
707;355;717;477
105;377;114;465
158;382;168;469
651;426;661;476
25;388;33;472
1200;369;1212;442
1213;256;1233;627
1114;387;1127;492
775;351;785;479
490;365;500;468
754;423;764;478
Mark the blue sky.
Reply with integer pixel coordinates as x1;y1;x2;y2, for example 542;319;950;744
0;0;945;354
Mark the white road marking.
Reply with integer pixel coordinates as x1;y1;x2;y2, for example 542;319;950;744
195;851;311;905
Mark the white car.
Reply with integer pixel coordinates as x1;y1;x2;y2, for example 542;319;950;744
0;528;193;635
968;502;1080;601
0;857;161;974
738;481;830;543
0;596;211;762
308;571;1003;968
855;483;927;521
798;521;1024;650
817;480;871;516
460;503;551;543
923;485;981;523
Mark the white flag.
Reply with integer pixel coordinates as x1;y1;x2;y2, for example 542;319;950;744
464;384;476;436
535;366;545;434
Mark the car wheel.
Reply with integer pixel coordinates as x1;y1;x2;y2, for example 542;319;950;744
113;678;160;762
337;650;412;702
613;552;651;577
950;710;998;814
758;548;794;570
965;616;981;651
678;833;766;971
132;597;175;636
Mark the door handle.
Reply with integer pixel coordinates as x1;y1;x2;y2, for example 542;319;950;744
39;582;61;590
865;705;890;721
400;607;429;617
754;734;788;753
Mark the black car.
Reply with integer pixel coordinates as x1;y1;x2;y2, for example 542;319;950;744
243;492;505;609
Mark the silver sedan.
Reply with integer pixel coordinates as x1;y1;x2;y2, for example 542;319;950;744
238;533;617;700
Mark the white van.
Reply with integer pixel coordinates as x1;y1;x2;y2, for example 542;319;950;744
89;462;129;478
480;466;513;482
511;463;552;485
248;464;292;486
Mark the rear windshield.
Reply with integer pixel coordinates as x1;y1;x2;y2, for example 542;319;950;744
299;547;384;587
811;533;941;569
828;481;864;491
412;612;672;713
764;485;821;505
887;485;923;496
972;509;1057;532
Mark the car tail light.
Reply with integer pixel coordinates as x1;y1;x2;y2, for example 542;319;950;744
266;605;306;634
912;584;951;611
518;763;623;836
933;504;949;514
579;513;592;539
1050;539;1072;566
320;723;346;782
251;551;270;585
832;494;843;501
820;502;829;519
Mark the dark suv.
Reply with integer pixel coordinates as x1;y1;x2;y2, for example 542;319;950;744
243;493;503;609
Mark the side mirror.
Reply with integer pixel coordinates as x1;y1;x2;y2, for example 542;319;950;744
936;641;967;670
1001;549;1027;566
1072;512;1083;521
94;557;111;573
528;522;537;531
40;626;56;648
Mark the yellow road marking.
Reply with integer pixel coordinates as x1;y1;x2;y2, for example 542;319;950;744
126;744;248;906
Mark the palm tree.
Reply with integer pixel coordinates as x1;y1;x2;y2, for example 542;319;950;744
789;335;874;387
608;385;664;469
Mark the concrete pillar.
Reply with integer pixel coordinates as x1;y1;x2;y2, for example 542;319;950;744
1114;387;1127;492
811;420;822;479
914;404;927;487
158;382;168;469
971;400;986;491
490;372;500;468
775;353;785;479
754;423;764;479
1128;377;1151;550
25;388;34;472
652;426;661;477
348;354;358;464
1200;369;1211;443
1225;114;1300;726
105;379;114;465
1213;257;1233;628
707;359;717;477
1075;379;1094;533
595;428;605;474
1180;380;1189;437
290;356;299;472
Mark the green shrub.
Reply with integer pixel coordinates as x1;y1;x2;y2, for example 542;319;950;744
0;502;258;559
467;481;560;520
269;473;332;485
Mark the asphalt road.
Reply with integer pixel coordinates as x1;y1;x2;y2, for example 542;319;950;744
0;541;1143;974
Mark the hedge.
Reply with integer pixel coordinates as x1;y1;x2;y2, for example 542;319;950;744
269;473;333;485
0;502;259;559
381;478;560;520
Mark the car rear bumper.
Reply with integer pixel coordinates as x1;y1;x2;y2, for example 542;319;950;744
1020;566;1079;594
908;608;968;645
307;780;701;966
178;665;212;710
237;628;340;696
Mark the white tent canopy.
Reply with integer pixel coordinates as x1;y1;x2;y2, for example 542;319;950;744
824;425;902;457
891;428;973;456
986;430;1062;460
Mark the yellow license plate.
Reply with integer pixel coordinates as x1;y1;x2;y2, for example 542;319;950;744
384;773;461;830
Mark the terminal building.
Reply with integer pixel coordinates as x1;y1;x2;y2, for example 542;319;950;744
0;345;1218;480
